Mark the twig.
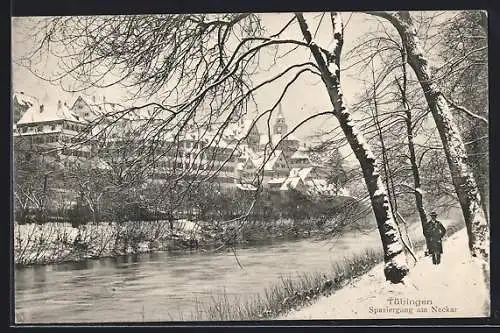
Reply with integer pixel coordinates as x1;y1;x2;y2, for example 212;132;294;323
442;94;488;125
231;246;244;269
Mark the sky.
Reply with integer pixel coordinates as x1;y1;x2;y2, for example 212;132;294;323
11;14;376;121
11;11;458;164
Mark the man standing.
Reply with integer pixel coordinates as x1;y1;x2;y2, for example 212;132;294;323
424;211;447;265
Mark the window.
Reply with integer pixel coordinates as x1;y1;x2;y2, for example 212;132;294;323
22;127;27;133
51;125;56;131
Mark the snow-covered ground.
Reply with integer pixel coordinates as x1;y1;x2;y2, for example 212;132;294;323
279;229;490;319
13;217;311;265
13;220;202;265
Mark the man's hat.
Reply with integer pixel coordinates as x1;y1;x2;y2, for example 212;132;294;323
430;211;438;217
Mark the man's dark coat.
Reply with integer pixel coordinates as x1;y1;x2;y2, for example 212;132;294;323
424;220;446;254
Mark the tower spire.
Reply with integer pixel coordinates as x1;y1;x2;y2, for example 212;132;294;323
277;103;284;118
273;103;288;135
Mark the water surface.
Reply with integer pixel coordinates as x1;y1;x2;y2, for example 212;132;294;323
15;229;384;323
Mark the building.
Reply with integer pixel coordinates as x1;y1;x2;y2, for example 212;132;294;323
13;92;344;197
13;93;93;165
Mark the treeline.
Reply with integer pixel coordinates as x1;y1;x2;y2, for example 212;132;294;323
15;180;360;229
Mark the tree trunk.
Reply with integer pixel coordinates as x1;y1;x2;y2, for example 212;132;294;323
39;173;49;223
467;120;489;220
471;13;489;219
371;11;489;261
296;13;409;283
168;212;174;231
395;58;429;236
405;111;428;229
370;62;396;216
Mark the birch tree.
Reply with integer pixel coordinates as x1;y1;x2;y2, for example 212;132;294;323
294;13;409;282
369;11;489;261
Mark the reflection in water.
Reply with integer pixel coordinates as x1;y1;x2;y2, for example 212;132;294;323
15;229;387;323
53;260;94;272
33;266;46;284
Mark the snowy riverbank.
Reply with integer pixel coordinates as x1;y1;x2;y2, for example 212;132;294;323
14;220;202;266
278;228;490;319
13;218;339;266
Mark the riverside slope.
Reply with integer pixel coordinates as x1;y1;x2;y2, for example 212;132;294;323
279;228;490;319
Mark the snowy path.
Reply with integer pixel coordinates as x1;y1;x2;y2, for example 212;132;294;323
279;229;490;319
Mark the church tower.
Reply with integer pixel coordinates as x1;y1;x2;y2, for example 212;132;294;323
273;104;288;135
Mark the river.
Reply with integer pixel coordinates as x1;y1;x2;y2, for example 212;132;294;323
15;228;385;323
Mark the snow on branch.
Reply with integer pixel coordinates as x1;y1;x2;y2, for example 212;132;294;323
442;95;488;125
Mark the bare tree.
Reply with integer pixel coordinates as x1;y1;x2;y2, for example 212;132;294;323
65;159;112;223
368;11;489;261
436;10;489;219
14;140;63;223
293;13;408;282
16;12;418;282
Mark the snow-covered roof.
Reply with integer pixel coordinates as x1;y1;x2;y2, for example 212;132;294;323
223;118;260;141
216;139;237;151
17;98;82;125
335;187;350;196
13;92;39;109
280;176;304;191
236;162;245;171
288;167;314;181
305;179;349;196
236;183;257;191
265;151;283;171
291;149;310;160
237;157;255;171
306;178;328;187
268;177;286;184
252;150;284;171
237;144;257;160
